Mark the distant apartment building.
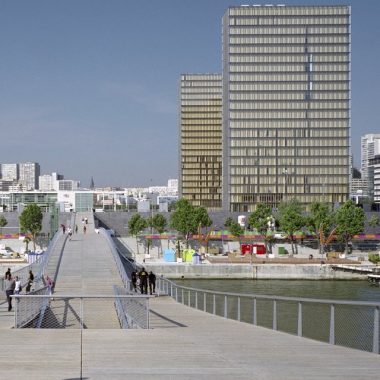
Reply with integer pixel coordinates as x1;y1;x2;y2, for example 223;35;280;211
222;5;351;211
369;155;380;203
39;172;64;191
361;133;380;182
19;162;40;190
1;163;19;181
179;74;222;209
58;180;79;191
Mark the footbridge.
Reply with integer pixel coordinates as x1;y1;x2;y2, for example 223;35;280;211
0;212;379;379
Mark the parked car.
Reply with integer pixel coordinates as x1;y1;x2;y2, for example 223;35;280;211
0;247;14;257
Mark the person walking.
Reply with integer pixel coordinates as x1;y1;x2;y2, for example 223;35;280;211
83;225;87;234
138;268;148;294
68;226;73;240
14;276;22;294
46;275;54;295
4;267;11;279
4;274;15;311
131;270;138;292
148;271;156;295
75;224;78;234
26;270;34;293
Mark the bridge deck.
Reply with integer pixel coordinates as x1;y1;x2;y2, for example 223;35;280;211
1;213;380;378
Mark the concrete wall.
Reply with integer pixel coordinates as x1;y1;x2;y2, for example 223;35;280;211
141;263;367;280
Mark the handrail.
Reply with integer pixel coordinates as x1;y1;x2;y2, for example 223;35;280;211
156;277;380;354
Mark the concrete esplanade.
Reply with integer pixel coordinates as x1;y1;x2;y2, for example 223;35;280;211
0;212;379;379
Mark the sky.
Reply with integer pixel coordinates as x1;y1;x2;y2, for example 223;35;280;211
0;0;379;188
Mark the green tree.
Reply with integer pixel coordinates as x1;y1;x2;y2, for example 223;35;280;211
278;199;305;256
224;217;234;228
249;204;273;253
170;198;212;249
335;200;365;254
306;201;335;256
146;214;167;257
19;204;43;252
229;221;244;241
0;215;7;239
368;215;380;229
128;214;147;254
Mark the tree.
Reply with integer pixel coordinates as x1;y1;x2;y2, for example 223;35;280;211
335;200;365;254
278;199;305;256
368;215;380;229
229;221;244;241
249;204;273;253
170;198;212;249
146;214;167;257
306;201;335;256
128;214;147;254
224;217;234;228
19;204;43;252
0;215;7;239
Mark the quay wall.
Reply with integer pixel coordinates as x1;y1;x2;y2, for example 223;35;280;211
142;263;367;280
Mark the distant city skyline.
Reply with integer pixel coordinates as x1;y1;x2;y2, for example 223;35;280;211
1;0;379;187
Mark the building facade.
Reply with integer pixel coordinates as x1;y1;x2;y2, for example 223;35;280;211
361;133;380;182
179;74;222;209
0;163;19;181
19;162;40;190
222;5;351;211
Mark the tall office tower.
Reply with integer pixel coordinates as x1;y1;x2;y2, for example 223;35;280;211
222;5;351;211
361;133;380;181
19;162;41;190
179;74;222;209
1;163;19;181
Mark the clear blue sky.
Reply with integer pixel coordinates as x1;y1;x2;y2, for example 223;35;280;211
0;0;378;187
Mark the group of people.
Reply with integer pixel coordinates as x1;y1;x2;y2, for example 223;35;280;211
3;269;34;312
131;268;156;295
61;223;86;236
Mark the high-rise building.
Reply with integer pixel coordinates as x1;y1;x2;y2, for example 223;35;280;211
1;163;19;181
179;74;222;209
19;162;40;190
361;133;380;181
222;5;351;211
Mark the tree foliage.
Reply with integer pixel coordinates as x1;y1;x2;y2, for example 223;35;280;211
229;221;244;239
170;198;212;247
224;217;234;228
147;214;167;234
0;215;7;238
249;204;272;234
368;215;380;229
335;200;365;254
128;214;147;255
19;204;43;252
278;198;304;255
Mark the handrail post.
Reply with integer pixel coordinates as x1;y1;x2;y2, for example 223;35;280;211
273;300;277;330
14;296;18;328
80;297;84;330
188;291;190;307
195;291;198;309
147;298;150;329
373;306;379;354
182;289;184;304
213;294;216;315
297;302;302;337
175;287;178;302
253;298;257;326
204;293;206;312
329;304;335;345
171;283;173;298
224;295;228;318
237;297;241;322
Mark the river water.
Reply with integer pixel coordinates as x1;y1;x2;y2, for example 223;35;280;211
177;279;380;302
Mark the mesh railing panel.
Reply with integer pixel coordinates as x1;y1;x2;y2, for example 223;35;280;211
277;300;298;335
302;303;330;343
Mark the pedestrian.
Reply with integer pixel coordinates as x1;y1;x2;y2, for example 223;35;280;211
5;267;11;279
61;224;66;234
138;267;148;294
26;270;34;293
68;226;72;240
46;275;54;295
148;271;156;295
83;225;87;234
85;217;88;225
81;218;84;224
14;276;22;294
131;270;138;292
75;224;78;234
4;273;15;311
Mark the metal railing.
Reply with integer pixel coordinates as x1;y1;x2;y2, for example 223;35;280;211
12;294;151;329
156;277;380;354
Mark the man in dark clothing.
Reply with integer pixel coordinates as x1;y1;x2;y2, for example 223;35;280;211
138;268;148;294
131;271;138;292
148;271;156;295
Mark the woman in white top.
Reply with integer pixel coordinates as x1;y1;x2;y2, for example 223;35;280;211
14;276;22;294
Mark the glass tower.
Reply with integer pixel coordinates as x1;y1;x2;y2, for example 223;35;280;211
179;74;222;209
222;5;351;212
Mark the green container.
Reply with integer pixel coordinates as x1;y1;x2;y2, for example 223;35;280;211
278;246;285;255
183;249;195;262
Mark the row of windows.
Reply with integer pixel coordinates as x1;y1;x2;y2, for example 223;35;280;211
229;7;349;17
230;45;349;54
229;35;349;45
181;119;221;126
229;110;349;119
230;129;348;139
181;106;221;113
181;81;221;88
229;120;348;128
181;87;222;94
230;175;348;186
230;101;348;111
230;147;349;156
230;167;348;176
229;63;349;72
230;157;349;166
181;94;222;101
230;139;348;149
181;112;221;118
230;73;348;82
229;54;349;64
230;82;349;91
181;101;222;107
231;16;349;27
230;92;349;101
229;26;349;35
181;138;221;145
